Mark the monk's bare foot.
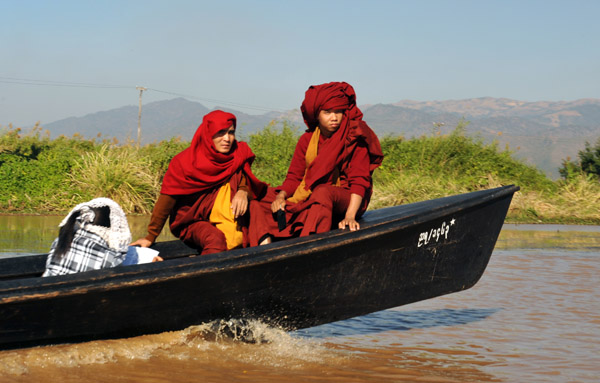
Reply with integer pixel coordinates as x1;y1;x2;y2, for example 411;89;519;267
259;236;272;245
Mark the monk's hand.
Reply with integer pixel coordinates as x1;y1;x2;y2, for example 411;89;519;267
271;192;287;213
231;190;249;218
152;256;164;262
339;217;360;231
130;238;152;248
339;194;362;231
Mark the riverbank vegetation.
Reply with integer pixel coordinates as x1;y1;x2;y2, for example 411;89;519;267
1;121;599;224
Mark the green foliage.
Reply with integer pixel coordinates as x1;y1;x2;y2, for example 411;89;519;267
138;136;189;176
0;124;96;211
376;122;556;193
68;145;162;214
1;120;598;223
559;138;600;180
0;123;189;213
0;124;48;159
558;158;582;181
248;120;301;186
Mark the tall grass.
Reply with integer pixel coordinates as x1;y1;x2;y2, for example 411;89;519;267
370;125;558;216
68;145;161;214
375;122;555;193
508;174;600;223
1;121;598;224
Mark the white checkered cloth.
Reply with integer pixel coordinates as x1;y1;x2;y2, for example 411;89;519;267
59;197;131;252
42;198;132;277
42;231;127;276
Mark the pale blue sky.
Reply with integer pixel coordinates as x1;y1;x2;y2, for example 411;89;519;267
1;0;598;126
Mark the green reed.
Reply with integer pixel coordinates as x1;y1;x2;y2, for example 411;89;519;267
68;145;161;214
1;121;598;224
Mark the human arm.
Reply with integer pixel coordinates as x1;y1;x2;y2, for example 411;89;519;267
231;189;249;218
338;193;363;231
346;141;371;198
130;193;176;247
269;133;312;213
271;190;288;213
277;133;311;197
130;237;153;248
338;142;371;231
230;174;251;218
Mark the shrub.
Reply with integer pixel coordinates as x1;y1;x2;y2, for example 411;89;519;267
559;138;600;180
0;124;95;211
68;145;161;214
375;124;555;193
139;136;189;177
0;120;598;223
248;120;301;186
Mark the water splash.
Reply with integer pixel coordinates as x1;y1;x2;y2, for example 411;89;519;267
0;319;345;377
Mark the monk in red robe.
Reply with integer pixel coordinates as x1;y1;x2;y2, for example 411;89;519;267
248;82;384;246
131;110;266;255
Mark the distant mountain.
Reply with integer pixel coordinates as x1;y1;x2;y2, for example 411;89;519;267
42;98;283;143
40;97;600;179
374;98;600;178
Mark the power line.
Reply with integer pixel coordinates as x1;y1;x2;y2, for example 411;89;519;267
0;75;286;112
148;88;284;113
0;76;131;89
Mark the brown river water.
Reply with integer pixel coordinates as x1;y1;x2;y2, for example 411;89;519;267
0;216;598;382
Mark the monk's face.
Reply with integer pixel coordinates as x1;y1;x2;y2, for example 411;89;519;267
317;109;344;137
212;125;236;153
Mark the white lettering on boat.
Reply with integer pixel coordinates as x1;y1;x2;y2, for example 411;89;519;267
418;218;456;247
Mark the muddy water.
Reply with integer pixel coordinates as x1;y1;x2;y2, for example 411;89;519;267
0;215;176;255
0;218;598;382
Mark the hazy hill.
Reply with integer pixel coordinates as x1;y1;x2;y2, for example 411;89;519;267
380;98;600;178
42;98;282;143
39;97;600;178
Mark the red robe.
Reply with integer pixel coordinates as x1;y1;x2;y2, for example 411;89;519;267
249;132;375;246
143;110;266;254
248;82;383;246
147;172;255;253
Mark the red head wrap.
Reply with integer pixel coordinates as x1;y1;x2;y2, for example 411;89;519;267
161;110;265;196
299;82;384;190
301;82;355;131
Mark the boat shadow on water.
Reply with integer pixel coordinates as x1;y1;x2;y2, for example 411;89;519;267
293;307;502;338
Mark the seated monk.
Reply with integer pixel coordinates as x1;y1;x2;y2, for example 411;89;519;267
248;82;384;246
131;110;266;254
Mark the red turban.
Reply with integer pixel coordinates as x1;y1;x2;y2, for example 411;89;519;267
299;82;384;190
161;110;265;196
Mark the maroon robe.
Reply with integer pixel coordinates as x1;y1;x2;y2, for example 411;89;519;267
143;110;266;254
248;82;383;246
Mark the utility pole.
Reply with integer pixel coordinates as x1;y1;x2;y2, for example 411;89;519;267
136;86;147;148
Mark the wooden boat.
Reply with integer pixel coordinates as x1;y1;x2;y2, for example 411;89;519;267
0;185;518;350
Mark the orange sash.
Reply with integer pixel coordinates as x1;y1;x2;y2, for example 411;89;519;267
209;183;243;249
287;128;339;204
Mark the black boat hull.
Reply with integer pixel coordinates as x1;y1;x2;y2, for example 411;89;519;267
0;185;518;349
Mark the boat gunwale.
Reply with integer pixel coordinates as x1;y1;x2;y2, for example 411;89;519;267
0;185;519;301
